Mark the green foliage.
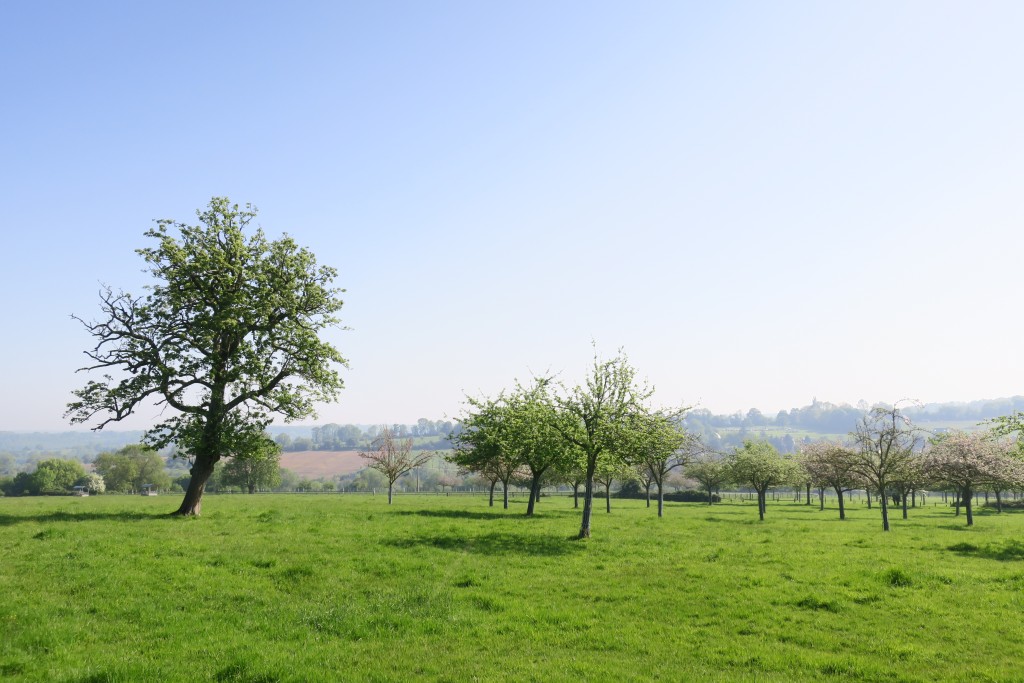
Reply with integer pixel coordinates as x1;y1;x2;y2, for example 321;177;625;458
66;197;347;514
21;459;87;495
221;437;282;493
2;495;1023;680
93;444;172;493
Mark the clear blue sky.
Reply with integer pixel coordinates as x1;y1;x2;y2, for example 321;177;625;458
2;1;1022;432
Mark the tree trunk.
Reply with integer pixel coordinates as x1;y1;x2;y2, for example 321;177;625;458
866;489;872;509
911;489;917;508
901;492;908;520
965;486;974;526
605;483;611;513
573;483;579;508
526;474;541;517
757;488;765;521
488;480;496;507
248;483;255;494
578;465;596;539
996;489;1002;513
706;485;714;505
954;490;960;515
836;487;846;520
657;483;664;518
879;485;890;531
818;487;824;511
806;482;811;505
645;482;651;508
388;482;394;504
173;452;217;516
502;479;509;510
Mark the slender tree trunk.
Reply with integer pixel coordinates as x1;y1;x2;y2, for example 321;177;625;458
488;480;496;507
879;484;890;531
605;483;611;513
757;488;765;521
502;479;510;510
645;482;651;508
706;485;714;505
911;489;917;508
388;482;394;504
996;489;1002;513
818;487;824;511
573;483;579;508
657;483;664;518
806;482;811;505
535;486;541;504
578;464;596;539
901;492;908;520
965;486;974;526
954;490;961;516
836;487;846;520
526;474;541;517
866;489;872;509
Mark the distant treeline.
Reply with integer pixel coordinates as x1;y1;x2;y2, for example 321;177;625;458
683;396;1024;454
274;419;458;452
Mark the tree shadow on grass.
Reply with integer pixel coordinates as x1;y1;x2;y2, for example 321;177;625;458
947;540;1024;561
385;531;584;557
0;510;168;527
393;509;509;521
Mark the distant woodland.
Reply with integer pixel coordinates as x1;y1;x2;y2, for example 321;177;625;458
1;396;1020;476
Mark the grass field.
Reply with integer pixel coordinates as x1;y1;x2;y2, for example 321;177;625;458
2;493;1023;682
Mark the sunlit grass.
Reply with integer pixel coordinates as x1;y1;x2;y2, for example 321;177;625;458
1;493;1022;681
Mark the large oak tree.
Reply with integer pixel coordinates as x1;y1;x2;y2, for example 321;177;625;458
66;198;346;515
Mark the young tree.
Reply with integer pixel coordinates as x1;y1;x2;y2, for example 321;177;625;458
505;380;568;517
850;406;924;531
923;431;1023;526
450;396;521;509
727;440;794;521
551;350;654;539
622;410;692;517
66;198;346;515
359;426;433;503
798;441;859;520
686;456;729;505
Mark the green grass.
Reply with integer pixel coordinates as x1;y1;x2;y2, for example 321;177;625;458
2;494;1023;682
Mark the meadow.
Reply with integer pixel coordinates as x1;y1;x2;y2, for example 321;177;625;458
1;493;1022;682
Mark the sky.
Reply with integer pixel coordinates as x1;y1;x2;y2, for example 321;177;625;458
1;1;1022;432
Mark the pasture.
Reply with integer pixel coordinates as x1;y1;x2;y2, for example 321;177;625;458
1;493;1022;682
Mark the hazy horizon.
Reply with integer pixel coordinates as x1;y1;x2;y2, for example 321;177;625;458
2;2;1022;433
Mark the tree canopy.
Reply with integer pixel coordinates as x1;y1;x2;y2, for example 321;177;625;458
66;198;347;515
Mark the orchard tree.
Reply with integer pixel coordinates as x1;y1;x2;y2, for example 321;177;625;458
924;431;1023;526
728;440;794;521
504;380;568;516
551;349;653;539
850;406;923;531
623;410;692;517
359;426;433;503
685;456;729;505
799;441;858;519
450;395;521;510
66;198;346;515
